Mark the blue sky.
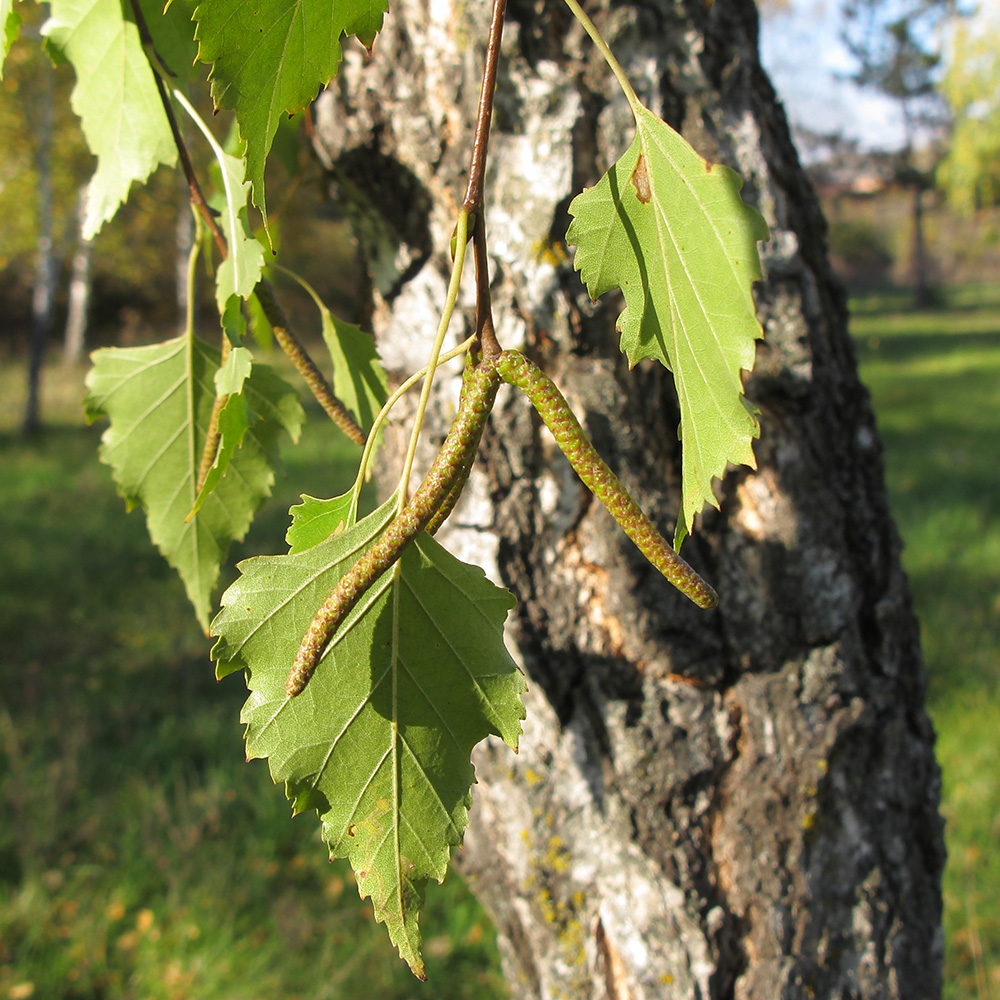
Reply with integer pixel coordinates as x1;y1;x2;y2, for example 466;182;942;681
758;0;910;149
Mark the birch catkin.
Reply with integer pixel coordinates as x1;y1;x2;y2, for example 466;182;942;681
426;361;493;535
495;350;718;610
286;359;502;696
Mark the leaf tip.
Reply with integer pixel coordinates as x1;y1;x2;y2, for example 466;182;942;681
405;952;427;981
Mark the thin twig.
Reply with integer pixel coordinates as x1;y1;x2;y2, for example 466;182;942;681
560;0;642;116
394;211;471;512
463;0;508;360
130;0;233;485
253;279;366;445
463;0;509;213
348;334;478;516
138;19;364;465
472;214;501;360
127;0;227;259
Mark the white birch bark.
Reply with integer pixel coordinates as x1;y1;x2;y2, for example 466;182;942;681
311;0;945;994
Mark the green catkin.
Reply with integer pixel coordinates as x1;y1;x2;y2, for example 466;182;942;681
254;281;366;446
495;350;718;610
426;362;492;535
287;359;502;697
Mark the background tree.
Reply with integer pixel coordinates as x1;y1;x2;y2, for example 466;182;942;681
842;0;952;304
0;4;89;428
309;0;945;993
22;47;53;435
62;185;93;365
937;0;1000;213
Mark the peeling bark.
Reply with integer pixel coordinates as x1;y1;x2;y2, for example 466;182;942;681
311;0;945;995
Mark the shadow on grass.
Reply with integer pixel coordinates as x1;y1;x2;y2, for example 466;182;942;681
855;329;1000;364
848;281;1000;317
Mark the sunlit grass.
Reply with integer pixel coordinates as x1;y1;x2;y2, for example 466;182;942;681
0;358;507;1000
853;282;1000;1000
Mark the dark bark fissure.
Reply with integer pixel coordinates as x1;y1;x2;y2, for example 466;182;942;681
311;0;944;994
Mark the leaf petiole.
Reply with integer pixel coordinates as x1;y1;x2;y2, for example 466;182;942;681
171;88;242;260
348;335;478;523
393;209;471;517
560;0;642;117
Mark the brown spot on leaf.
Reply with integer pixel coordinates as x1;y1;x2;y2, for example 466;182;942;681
631;154;652;203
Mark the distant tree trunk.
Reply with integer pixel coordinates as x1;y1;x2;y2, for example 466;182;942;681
63;186;93;366
176;172;193;328
312;0;945;995
23;57;55;435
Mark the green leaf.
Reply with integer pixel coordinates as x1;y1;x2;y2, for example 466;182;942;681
211;150;266;312
566;104;769;546
43;0;177;237
211;499;525;976
321;311;389;437
270;110;305;179
193;0;388;229
246;288;274;350
84;336;304;629
220;294;248;346
286;492;356;553
138;0;198;82
1;0;21;78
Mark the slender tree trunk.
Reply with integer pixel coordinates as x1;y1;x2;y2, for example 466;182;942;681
23;57;55;435
63;186;93;366
312;0;945;995
176;171;193;328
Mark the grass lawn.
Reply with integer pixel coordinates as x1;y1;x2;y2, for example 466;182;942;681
853;281;1000;1000
0;359;507;1000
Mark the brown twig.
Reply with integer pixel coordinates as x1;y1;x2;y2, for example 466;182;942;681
472;214;502;360
253;280;366;445
127;0;227;260
462;0;509;214
134;17;364;464
130;0;232;488
463;0;508;361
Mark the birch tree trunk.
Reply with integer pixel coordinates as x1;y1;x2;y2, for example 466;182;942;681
23;55;55;435
63;186;93;366
311;0;945;995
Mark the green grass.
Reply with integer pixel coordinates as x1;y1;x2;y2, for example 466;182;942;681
0;358;507;1000
853;281;1000;1000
